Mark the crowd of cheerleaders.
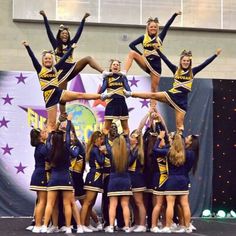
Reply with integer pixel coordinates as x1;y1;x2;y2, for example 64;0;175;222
24;9;221;234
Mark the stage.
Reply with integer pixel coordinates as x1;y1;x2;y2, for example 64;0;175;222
0;217;235;236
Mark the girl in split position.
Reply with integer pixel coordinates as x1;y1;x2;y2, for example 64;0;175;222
125;48;221;131
23;41;104;132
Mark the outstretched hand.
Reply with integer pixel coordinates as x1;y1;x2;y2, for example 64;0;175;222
176;11;182;15
83;12;90;19
22;41;28;46
39;10;46;16
71;43;77;49
216;48;222;56
67;113;73;121
123;90;132;98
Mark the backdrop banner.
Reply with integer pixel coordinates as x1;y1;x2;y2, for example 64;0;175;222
0;71;212;216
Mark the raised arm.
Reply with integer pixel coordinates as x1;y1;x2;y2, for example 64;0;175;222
65;118;72;151
23;41;41;73
157;49;177;74
129;35;144;55
55;44;76;70
153;131;168;157
71;13;90;44
123;75;131;91
192;49;221;75
39;10;58;49
136;112;150;134
159;11;181;41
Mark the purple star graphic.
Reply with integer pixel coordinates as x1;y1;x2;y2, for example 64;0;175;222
129;76;139;87
140;99;149;108
16;73;27;84
15;162;27;174
2;94;14;105
0;117;10;128
1;144;13;155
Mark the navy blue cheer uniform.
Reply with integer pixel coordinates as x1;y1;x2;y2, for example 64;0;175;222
47;121;74;191
25;45;73;110
129;13;178;77
143;119;168;192
155;146;194;195
84;145;105;193
184;150;195;189
99;73;131;120
105;135;133;197
157;49;218;114
152;138;169;195
30;133;52;191
69;139;86;200
102;142;112;227
128;147;146;192
42;14;87;84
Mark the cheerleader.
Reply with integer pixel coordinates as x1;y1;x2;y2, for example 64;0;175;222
155;133;194;233
29;127;51;233
126;48;222;131
151;130;169;233
100;59;131;135
105;135;132;233
80;131;105;232
23;41;103;132
128;130;147;232
39;10;110;119
124;11;181;106
41;114;75;234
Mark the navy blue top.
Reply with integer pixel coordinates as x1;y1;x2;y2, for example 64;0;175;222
25;45;73;91
88;145;105;172
129;13;178;55
99;73;131;100
128;148;143;173
34;133;52;168
42;15;86;60
157;49;217;94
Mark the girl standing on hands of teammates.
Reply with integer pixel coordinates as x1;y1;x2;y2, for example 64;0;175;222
100;59;131;135
124;11;181;105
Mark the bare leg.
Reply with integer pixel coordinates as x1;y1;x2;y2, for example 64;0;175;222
120;119;129;135
47;105;58;132
35;191;47;227
133;192;146;226
58;81;67;116
179;195;191;227
120;196;130;227
150;73;160;108
51;198;59;227
151;195;164;228
132;91;169;104
69;56;104;78
125;50;148;73
103;120;112;135
109;197;118;226
80;191;98;225
43;191;58;227
61;90;101;102
71;195;81;225
62;191;73;227
165;195;176;227
175;110;185;131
